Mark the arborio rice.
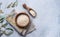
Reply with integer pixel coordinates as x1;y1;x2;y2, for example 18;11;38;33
17;15;29;27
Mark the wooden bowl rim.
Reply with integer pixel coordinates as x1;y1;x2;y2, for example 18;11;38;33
15;12;30;29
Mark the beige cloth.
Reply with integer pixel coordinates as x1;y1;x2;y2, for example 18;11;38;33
0;10;3;14
6;12;36;36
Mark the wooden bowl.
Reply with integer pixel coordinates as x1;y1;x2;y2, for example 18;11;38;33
15;12;30;29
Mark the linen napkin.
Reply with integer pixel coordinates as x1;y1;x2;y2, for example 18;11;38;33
6;12;36;36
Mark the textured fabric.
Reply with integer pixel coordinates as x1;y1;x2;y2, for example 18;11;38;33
6;12;36;36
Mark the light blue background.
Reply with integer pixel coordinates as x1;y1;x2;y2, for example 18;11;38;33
0;0;60;37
